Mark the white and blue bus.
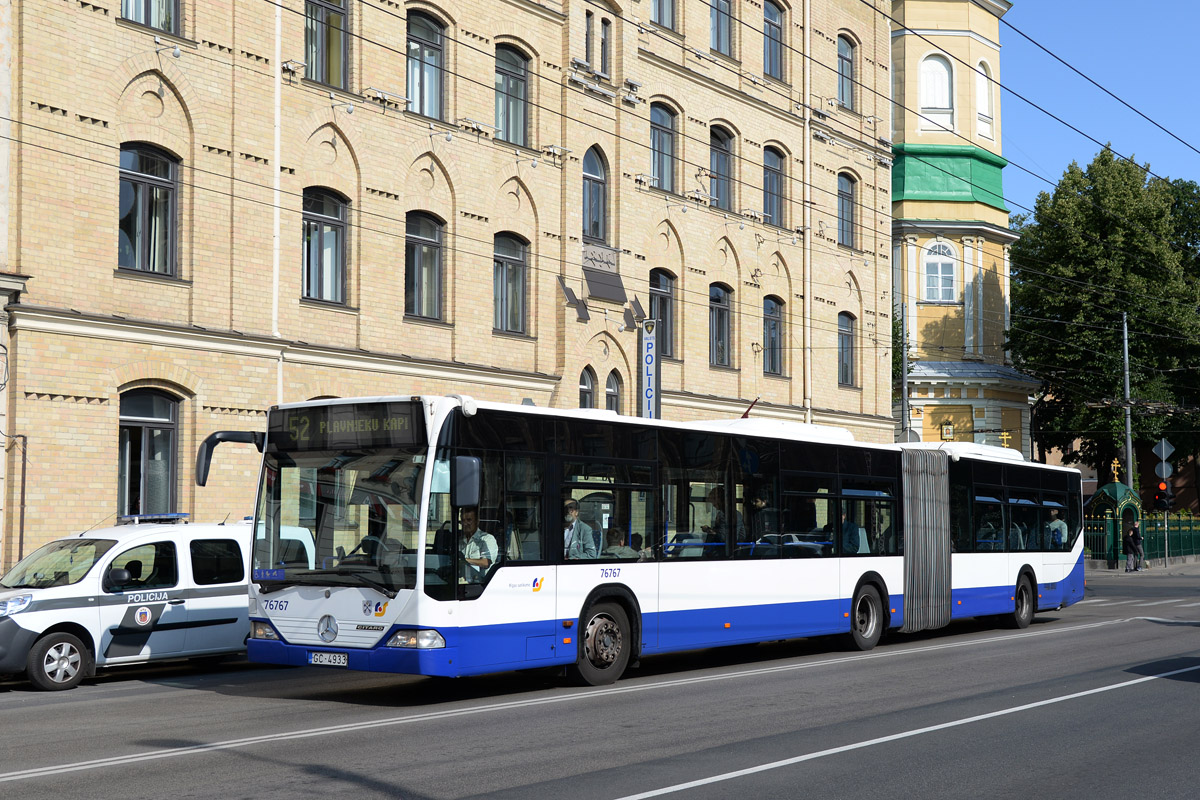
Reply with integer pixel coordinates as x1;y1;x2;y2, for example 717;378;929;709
196;394;1084;685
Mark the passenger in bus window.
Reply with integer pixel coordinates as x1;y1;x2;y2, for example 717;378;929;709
459;507;498;579
702;487;745;543
630;533;654;561
564;499;598;559
1047;508;1068;550
749;492;778;539
840;510;866;555
602;528;638;559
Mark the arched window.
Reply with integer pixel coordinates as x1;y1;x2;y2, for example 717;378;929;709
405;212;443;319
583;146;607;243
302;188;347;304
763;296;783;375
711;0;732;55
650;103;676;193
495;46;529;147
606;371;622;413
838;312;856;386
976;61;993;139
763;147;785;227
493;234;527;333
710;127;733;211
924;242;956;302
837;35;855;109
649;269;675;357
710;283;732;367
122;0;178;34
305;0;347;88
118;389;178;516
837;173;856;248
407;13;445;119
119;143;178;276
579;367;597;408
764;2;784;80
920;54;953;130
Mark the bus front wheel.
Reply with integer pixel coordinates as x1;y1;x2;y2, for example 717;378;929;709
571;602;631;686
1010;576;1034;629
849;585;883;651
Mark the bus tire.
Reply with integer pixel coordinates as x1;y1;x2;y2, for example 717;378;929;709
849;585;883;651
27;632;89;691
570;602;631;686
1010;576;1034;630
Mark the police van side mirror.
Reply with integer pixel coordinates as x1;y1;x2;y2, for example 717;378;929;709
105;568;131;591
450;456;481;509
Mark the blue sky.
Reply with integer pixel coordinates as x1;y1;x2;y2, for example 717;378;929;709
998;1;1200;219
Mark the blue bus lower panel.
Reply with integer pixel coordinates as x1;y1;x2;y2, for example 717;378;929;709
248;563;1084;677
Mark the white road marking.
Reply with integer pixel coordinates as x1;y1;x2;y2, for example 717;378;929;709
0;618;1129;784
613;661;1200;799
1132;600;1184;606
1178;602;1200;608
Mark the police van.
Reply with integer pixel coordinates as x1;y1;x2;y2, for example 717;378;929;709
0;515;312;690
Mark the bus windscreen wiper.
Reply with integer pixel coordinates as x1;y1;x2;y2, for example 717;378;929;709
283;567;398;598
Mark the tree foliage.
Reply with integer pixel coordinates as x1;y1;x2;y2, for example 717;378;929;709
1008;148;1200;474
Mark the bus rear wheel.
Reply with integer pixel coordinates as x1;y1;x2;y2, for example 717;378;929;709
849;585;883;651
570;602;631;686
1010;576;1034;629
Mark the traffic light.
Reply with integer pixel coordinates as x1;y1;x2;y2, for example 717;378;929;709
1153;481;1171;510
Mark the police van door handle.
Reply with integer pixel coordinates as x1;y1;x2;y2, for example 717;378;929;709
169;599;185;605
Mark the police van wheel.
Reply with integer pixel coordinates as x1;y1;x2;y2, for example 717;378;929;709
1010;577;1034;630
571;602;631;687
28;632;89;691
849;585;883;651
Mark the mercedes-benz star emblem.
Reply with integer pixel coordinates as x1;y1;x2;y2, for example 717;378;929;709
317;614;338;643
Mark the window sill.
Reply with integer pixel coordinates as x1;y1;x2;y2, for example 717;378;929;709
302;77;354;97
300;297;357;314
917;300;962;307
647;22;683;41
709;364;739;373
709;49;740;68
838;383;862;392
114;268;189;286
116;17;192;45
492;329;534;342
764;371;790;381
763;73;789;91
404;314;453;329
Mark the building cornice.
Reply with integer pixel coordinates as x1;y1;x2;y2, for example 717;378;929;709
890;28;1000;50
892;218;1019;244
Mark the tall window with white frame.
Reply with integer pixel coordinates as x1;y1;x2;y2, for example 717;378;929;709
924;242;956;302
122;0;178;33
495;46;529;147
606;371;622;413
579;367;597;408
405;212;443;320
493;234;527;334
837;36;855;109
302;188;347;304
118;389;178;516
763;147;785;227
118;143;177;276
711;0;732;56
650;103;676;193
651;0;674;29
919;55;953;130
764;2;784;80
838;312;856;386
649;269;675;357
305;0;347;89
710;128;733;211
976;61;994;139
837;173;856;248
710;283;732;367
407;13;444;119
583;146;607;243
763;296;783;375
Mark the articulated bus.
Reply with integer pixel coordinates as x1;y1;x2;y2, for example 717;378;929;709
196;395;1084;685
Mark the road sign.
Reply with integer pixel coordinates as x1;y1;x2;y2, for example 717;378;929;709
1152;438;1174;461
1155;461;1174;480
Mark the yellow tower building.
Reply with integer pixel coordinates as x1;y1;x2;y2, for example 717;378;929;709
890;0;1035;454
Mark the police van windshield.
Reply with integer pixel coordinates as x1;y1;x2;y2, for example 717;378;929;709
1;539;117;589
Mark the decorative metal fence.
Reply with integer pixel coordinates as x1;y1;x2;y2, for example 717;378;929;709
1084;514;1200;566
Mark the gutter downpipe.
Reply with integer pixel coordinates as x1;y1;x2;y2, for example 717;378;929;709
802;0;813;423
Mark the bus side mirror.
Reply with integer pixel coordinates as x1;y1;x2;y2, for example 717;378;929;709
451;456;481;509
195;430;265;487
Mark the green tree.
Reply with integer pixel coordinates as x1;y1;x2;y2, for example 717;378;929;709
1008;148;1200;475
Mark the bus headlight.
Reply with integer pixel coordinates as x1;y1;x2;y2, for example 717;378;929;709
251;621;280;640
386;629;446;649
0;594;32;617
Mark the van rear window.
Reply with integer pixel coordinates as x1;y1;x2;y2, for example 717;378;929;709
191;539;245;585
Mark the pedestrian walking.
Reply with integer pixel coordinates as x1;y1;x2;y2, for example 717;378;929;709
1131;523;1145;571
1123;526;1136;572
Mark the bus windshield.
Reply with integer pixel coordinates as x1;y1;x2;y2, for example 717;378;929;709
253;401;428;594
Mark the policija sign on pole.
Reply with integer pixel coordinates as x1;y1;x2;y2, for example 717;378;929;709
639;320;661;419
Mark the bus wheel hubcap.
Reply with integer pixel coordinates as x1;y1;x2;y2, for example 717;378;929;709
585;614;621;668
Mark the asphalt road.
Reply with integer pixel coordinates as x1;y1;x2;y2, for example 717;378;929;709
4;565;1200;799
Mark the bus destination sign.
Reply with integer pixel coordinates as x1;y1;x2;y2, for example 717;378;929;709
269;402;423;451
